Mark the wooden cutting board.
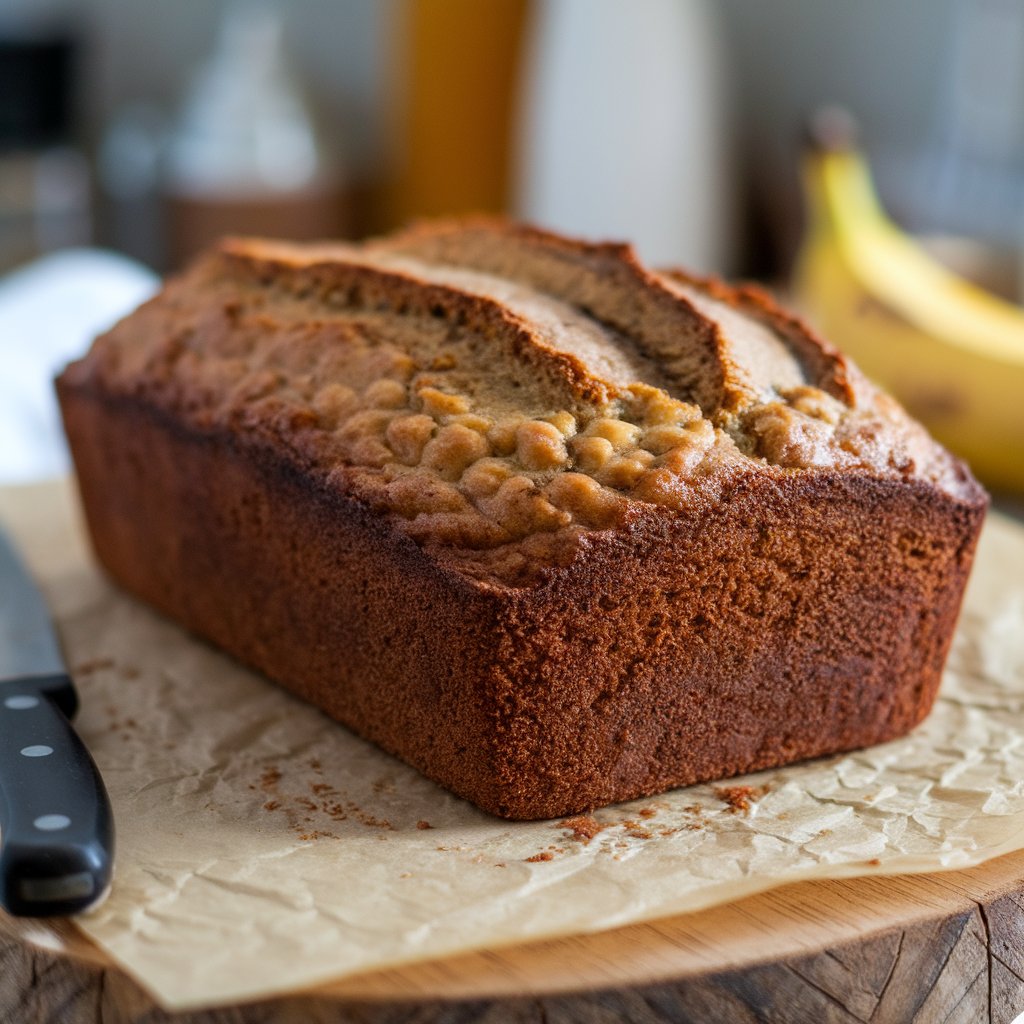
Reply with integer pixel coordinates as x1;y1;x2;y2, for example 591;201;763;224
3;848;1024;1023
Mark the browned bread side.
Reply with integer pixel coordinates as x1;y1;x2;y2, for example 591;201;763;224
56;220;987;819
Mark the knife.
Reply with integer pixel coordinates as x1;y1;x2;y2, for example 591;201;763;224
0;524;114;917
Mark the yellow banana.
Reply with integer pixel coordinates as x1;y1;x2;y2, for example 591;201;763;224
793;133;1024;493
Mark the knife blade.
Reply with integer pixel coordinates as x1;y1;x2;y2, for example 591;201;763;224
0;524;114;917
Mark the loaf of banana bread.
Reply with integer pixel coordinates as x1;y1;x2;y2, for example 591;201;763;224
56;220;987;819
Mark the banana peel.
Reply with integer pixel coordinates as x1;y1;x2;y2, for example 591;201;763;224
793;130;1024;493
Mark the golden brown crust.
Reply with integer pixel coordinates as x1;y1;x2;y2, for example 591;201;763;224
56;220;989;819
61;222;979;586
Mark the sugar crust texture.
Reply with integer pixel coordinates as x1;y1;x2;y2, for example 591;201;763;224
57;220;988;820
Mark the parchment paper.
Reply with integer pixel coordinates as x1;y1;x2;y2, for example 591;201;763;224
1;479;1023;1012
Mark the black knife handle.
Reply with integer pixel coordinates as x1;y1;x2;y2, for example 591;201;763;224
0;675;114;917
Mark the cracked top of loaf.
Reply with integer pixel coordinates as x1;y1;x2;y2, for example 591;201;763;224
62;220;979;585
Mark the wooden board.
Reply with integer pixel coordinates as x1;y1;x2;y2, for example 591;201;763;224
4;847;1024;1023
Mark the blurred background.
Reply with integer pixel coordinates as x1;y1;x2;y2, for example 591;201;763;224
2;0;1023;498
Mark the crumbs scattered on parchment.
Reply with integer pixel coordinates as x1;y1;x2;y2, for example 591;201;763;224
679;803;706;831
79;658;143;737
561;814;608;844
373;777;397;797
416;820;433;830
251;760;397;841
523;805;687;862
74;657;116;676
714;784;770;815
103;703;139;740
621;820;653;839
75;658;141;682
521;791;774;862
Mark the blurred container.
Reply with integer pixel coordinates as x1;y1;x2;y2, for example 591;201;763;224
514;0;736;272
163;2;348;267
382;0;529;227
0;24;91;272
97;103;167;270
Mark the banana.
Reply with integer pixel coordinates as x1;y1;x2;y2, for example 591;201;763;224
793;125;1024;493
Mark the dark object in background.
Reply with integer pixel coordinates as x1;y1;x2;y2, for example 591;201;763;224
0;28;91;272
0;35;74;148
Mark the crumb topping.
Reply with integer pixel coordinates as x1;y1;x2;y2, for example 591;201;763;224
65;221;969;583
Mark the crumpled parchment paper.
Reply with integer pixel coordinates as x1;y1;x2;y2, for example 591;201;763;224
1;479;1022;1011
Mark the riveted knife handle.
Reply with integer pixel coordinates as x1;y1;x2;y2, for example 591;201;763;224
0;675;114;917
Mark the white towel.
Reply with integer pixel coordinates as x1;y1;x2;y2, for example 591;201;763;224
0;249;158;484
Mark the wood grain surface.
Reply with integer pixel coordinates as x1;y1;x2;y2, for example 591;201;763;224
4;848;1024;1023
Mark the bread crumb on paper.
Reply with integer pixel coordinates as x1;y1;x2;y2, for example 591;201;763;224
714;784;770;815
253;762;398;840
560;814;607;844
74;657;116;675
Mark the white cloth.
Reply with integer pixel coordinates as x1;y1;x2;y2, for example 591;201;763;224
0;249;158;483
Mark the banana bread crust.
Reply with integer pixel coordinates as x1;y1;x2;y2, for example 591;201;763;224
56;221;987;819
